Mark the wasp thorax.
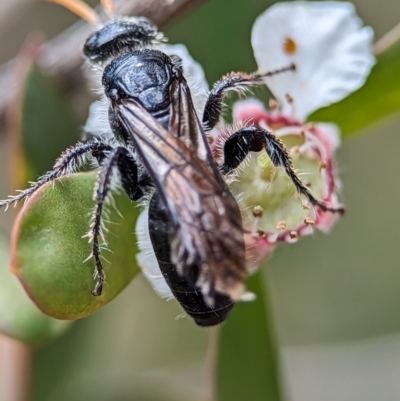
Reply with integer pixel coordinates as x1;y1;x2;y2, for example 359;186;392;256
84;17;161;64
103;50;174;112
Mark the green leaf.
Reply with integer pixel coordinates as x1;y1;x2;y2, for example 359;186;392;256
310;39;400;137
11;172;141;320
0;236;71;345
216;272;281;401
22;66;80;178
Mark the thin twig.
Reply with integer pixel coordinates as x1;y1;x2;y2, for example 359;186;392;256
205;327;220;401
374;21;400;55
0;335;31;401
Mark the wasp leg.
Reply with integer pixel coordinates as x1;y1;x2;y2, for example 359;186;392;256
90;146;152;296
220;126;344;214
0;141;113;210
202;65;295;131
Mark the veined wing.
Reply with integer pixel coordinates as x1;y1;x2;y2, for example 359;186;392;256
114;96;246;304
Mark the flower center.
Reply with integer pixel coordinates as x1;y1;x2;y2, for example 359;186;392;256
283;37;297;54
230;132;325;234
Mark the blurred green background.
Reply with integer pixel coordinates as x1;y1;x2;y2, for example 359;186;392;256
0;0;400;400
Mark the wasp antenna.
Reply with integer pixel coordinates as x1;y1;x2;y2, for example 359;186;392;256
101;0;115;17
260;63;296;78
45;0;100;24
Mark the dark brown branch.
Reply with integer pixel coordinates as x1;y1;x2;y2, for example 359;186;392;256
0;0;209;114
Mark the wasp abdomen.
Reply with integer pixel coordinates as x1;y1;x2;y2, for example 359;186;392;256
148;194;234;327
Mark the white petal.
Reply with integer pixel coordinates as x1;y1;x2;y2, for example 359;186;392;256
83;97;113;140
160;43;209;116
312;122;341;156
252;1;375;120
135;208;173;299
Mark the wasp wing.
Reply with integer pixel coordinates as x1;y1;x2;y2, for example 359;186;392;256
114;86;246;304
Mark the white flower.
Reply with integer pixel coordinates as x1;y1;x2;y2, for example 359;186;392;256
211;1;375;264
252;1;375;120
136;208;174;299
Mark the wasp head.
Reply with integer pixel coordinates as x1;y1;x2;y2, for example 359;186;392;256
84;17;164;65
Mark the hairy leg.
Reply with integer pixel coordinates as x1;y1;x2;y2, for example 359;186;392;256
0;141;113;209
89;146;153;296
202;64;295;130
220;126;344;214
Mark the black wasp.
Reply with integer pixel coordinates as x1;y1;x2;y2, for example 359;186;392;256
0;0;344;326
